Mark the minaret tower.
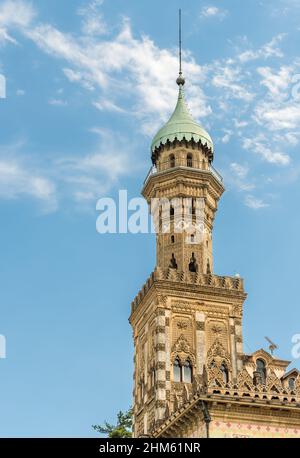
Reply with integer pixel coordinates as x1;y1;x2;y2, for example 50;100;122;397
129;12;247;438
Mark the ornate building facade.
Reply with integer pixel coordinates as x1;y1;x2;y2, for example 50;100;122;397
129;73;300;438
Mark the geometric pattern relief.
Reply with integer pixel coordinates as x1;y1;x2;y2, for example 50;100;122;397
172;316;193;350
207;338;231;369
171;334;195;365
206;320;229;353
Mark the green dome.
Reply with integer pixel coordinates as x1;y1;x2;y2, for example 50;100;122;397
151;86;213;155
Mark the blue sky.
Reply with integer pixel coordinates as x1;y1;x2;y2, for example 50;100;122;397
0;0;300;437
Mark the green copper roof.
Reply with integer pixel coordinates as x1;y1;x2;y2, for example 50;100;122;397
151;86;213;153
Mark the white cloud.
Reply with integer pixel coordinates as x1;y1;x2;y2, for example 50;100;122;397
230;162;249;179
48;98;68;106
0;0;36;45
0;26;16;44
255;102;300;131
200;6;227;19
257;65;292;99
233;118;248;129
0;157;57;211
242;137;290;165
0;129;135;210
227;162;254;192
23;16;210;136
221;130;232;144
55;129;134;204
212;65;254;102
93;98;126;113
238;34;286;63
77;0;107;36
245;195;269;210
1;0;299;213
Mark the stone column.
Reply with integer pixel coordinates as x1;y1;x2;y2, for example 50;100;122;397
229;318;237;379
165;310;171;410
155;308;167;425
132;334;138;437
195;311;206;376
235;318;243;372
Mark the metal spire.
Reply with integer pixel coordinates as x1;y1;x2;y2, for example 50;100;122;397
176;9;185;86
179;8;182;75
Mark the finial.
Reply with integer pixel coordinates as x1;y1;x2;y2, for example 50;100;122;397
176;9;185;87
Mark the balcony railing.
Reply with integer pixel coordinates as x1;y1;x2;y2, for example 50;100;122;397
143;162;223;186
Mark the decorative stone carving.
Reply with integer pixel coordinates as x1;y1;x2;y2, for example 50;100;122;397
196;321;205;331
177;320;189;330
156;325;166;334
171;334;195;364
207;338;231;369
266;370;283;394
237;368;254;391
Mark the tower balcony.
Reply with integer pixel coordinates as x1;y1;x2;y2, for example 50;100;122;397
130;267;245;315
143;162;223;187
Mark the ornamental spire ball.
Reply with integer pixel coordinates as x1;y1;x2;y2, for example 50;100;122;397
176;73;185;87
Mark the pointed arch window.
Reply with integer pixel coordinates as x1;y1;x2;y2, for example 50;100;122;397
173;358;181;382
187;153;193;167
189;253;197;273
256;359;266;385
169;154;175;168
220;363;229;384
173;358;193;383
169;253;178;269
183;359;193;383
289;377;296;391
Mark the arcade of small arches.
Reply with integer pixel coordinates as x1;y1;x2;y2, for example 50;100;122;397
156;151;211;172
171;357;230;386
169;252;211;274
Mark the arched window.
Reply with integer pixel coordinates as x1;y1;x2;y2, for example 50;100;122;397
289;377;296;391
189;253;197;273
170;205;174;217
190;234;195;243
187;153;193;167
173;358;193;383
169;253;178;269
173;358;181;382
169;154;175;168
256;359;266;384
220;363;229;384
171;235;175;244
183;360;193;383
206;258;211;274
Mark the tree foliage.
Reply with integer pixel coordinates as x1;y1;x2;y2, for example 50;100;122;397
92;408;133;438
